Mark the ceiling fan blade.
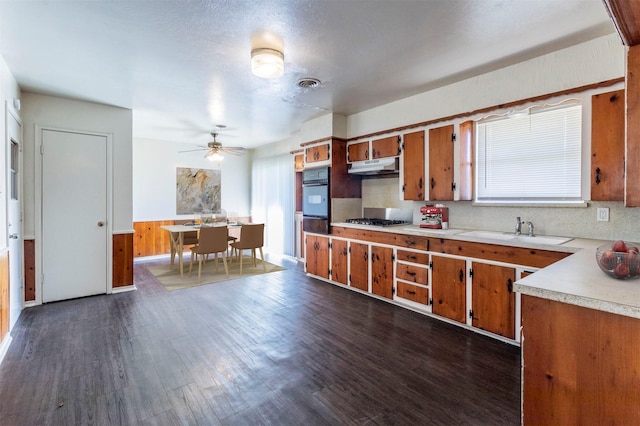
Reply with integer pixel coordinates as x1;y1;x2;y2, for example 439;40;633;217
178;148;209;153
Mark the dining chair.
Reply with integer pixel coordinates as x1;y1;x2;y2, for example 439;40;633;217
171;219;199;266
188;225;229;282
230;223;265;275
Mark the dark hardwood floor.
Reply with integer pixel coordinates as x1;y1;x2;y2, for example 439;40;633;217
0;255;521;425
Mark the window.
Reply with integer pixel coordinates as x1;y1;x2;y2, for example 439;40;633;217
475;103;582;203
10;140;18;201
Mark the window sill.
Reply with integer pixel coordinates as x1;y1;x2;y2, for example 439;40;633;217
472;200;588;208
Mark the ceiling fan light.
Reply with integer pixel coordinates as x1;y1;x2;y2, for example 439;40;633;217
251;48;284;78
206;151;224;162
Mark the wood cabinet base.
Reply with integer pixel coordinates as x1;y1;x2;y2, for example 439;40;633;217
522;295;640;425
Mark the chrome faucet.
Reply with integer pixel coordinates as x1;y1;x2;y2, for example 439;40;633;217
527;221;535;237
515;217;523;235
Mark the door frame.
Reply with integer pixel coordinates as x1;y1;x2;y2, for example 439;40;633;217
34;125;113;305
5;101;23;321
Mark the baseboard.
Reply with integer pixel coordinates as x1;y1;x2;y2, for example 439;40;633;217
0;334;13;366
112;285;136;294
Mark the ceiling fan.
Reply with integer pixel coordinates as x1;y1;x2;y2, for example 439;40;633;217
179;132;246;161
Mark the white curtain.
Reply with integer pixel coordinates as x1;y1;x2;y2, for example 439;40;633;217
251;154;294;256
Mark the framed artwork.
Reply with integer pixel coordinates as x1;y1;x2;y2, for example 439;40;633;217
176;167;221;214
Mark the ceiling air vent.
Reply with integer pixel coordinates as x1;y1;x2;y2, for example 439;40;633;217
297;78;321;89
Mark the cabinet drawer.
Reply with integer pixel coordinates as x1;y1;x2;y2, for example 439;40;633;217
396;263;428;284
397;282;429;305
396;250;429;265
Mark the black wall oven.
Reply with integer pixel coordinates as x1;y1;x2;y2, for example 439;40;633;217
302;166;330;234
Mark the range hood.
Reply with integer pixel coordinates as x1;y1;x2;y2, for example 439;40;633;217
348;157;399;175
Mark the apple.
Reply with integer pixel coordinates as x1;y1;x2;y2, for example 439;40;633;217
615;262;631;278
628;246;640;254
625;253;640;276
612;240;628;253
599;250;618;270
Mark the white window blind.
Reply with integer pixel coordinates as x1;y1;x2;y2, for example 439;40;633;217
476;104;582;202
251;154;294;256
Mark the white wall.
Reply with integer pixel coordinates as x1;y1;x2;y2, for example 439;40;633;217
133;138;251;221
21;92;133;235
347;34;624;137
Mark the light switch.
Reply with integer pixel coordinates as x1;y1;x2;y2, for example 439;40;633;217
597;207;609;222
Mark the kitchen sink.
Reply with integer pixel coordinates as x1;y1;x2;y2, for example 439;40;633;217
458;230;516;241
458;230;572;245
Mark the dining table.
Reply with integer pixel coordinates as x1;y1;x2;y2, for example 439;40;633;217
161;223;238;277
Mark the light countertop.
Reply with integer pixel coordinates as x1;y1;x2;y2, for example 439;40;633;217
330;222;640;319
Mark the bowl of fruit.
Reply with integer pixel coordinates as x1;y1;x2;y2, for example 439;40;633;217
596;240;640;279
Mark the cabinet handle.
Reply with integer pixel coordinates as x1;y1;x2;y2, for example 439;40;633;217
507;278;513;293
418;177;422;189
459;269;464;282
406;290;416;295
365;149;368;160
595;167;601;185
430;177;435;189
406;270;416;276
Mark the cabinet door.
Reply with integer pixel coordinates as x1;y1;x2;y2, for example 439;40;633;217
429;125;454;201
372;136;401;159
591;89;624;201
294;154;304;172
349;242;369;291
458;120;474;201
431;255;466;323
347;141;369;162
305;143;330;164
305;235;329;279
331;239;348;285
371;245;394;299
402;130;425;201
471;262;516;339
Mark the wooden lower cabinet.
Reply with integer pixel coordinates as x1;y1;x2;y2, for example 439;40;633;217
371;245;394;299
522;295;640;425
305;234;329;279
349;242;369;291
431;255;467;324
396;281;429;305
470;262;516;339
330;239;348;285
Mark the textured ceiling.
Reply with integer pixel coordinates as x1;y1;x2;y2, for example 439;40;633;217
0;0;615;149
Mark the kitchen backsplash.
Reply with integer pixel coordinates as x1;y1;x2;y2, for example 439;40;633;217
360;177;640;242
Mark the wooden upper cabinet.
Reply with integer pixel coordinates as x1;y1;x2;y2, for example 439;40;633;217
347;141;369;162
458;120;474;201
429;125;455;201
591;89;625;201
470;262;516;339
294;154;304;172
402;130;425;201
372;136;401;159
305;143;330;164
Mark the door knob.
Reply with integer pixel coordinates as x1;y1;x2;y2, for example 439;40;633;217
97;221;105;227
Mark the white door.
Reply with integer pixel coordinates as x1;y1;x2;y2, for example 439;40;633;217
7;106;22;327
42;129;108;302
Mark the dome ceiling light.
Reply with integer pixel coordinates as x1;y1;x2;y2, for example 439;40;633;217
251;48;284;78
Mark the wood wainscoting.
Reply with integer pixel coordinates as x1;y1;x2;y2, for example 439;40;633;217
133;219;250;258
24;240;35;302
113;232;134;288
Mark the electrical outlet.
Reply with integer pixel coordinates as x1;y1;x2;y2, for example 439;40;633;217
597;207;609;222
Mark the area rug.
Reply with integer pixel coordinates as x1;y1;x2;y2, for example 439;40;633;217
146;255;286;291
